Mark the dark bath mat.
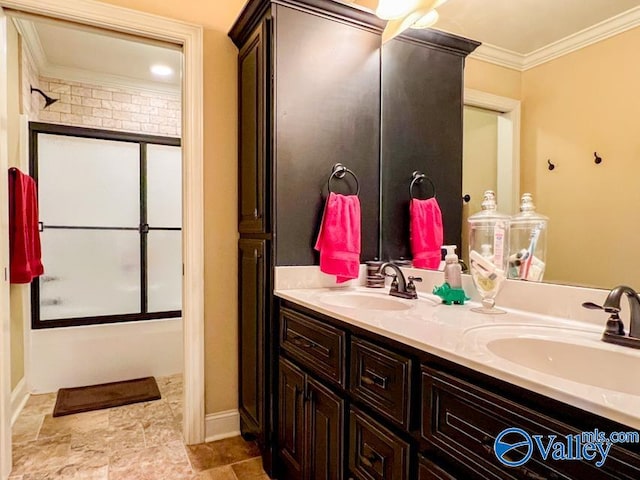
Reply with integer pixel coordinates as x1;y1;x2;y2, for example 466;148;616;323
53;376;161;417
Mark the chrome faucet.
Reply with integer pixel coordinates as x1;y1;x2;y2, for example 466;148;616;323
377;262;422;300
583;285;640;348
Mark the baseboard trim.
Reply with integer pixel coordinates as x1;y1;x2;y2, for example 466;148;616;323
11;377;29;426
204;409;240;443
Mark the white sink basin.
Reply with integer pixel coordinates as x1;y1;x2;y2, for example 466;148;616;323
463;324;640;395
487;336;640;395
319;292;413;311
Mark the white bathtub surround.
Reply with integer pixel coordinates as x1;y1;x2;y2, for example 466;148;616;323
29;318;183;393
274;265;611;327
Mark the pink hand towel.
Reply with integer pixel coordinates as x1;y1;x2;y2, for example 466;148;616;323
9;168;44;284
410;197;443;270
314;192;361;283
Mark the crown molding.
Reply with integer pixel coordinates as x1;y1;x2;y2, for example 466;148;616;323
470;43;524;71
469;5;640;72
14;17;180;96
40;64;180;96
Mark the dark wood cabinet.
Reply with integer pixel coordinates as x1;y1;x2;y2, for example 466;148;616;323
349;407;411;480
278;357;345;480
238;239;268;440
238;22;269;234
278;358;305;480
277;299;640;480
306;378;345;480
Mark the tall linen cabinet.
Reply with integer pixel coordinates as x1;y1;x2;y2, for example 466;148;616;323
229;0;478;476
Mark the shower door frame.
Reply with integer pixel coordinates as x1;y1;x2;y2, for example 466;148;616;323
0;0;205;469
29;122;183;329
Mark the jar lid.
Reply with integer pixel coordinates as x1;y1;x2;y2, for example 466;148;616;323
468;190;510;223
512;193;548;223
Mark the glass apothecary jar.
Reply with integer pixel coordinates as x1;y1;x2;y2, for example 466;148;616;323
508;193;548;282
468;190;510;314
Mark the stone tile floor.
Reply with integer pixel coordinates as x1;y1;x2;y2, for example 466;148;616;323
9;374;268;480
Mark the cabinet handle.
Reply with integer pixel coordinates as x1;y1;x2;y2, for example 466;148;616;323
291;335;315;349
360;443;382;469
480;435;493;454
361;371;388;389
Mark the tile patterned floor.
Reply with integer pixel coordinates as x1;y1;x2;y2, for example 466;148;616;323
9;375;268;480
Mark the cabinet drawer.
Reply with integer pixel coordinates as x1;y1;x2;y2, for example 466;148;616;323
350;337;411;428
280;308;346;387
421;366;640;480
349;407;410;480
418;456;457;480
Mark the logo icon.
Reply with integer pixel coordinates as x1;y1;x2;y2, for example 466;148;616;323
494;427;534;467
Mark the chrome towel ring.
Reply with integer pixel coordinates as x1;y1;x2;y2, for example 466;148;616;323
328;163;360;196
410;170;436;199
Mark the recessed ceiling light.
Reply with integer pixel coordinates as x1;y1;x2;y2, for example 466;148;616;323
150;64;173;77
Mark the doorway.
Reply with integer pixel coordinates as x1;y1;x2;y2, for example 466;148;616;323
0;1;204;476
462;89;521;267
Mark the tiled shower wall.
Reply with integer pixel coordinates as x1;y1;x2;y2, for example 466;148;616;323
37;78;182;138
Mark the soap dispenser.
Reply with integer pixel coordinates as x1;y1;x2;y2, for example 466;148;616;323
509;193;548;282
433;245;468;305
443;245;462;288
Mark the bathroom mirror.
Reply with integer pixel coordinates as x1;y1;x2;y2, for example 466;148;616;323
353;0;640;290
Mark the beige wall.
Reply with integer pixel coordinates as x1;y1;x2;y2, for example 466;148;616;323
8;20;25;391
464;57;522;100
520;27;640;288
99;0;247;415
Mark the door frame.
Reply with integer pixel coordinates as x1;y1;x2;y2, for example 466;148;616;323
464;88;521;214
0;1;205;470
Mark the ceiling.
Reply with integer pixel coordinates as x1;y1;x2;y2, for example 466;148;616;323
16;17;182;93
434;0;640;55
352;0;640;68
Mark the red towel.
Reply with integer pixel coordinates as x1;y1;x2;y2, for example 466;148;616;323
314;192;361;283
9;169;44;284
410;197;443;269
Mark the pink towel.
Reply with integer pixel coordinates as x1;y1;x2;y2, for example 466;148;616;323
314;192;361;283
9;168;44;284
410;197;443;269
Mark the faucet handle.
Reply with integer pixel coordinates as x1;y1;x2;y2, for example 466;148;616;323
408;276;422;283
582;301;620;313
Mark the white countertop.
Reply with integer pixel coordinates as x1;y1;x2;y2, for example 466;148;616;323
275;286;640;430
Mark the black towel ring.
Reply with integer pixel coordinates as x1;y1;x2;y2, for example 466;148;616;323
328;163;360;196
410;171;436;199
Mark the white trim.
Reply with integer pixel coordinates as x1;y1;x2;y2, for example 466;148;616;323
38;64;181;96
0;0;205;447
469;6;640;71
205;410;241;443
0;10;13;479
10;378;28;426
470;43;524;71
464;88;521;214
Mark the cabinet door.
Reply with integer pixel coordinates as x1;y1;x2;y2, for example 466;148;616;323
238;22;268;234
278;358;305;480
238;239;267;437
418;456;457;480
306;378;345;480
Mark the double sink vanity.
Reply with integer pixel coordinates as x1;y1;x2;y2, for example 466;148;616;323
274;267;640;479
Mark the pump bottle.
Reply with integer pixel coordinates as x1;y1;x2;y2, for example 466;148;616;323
443;245;462;289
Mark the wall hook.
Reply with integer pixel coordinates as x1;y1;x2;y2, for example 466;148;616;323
594;152;603;165
547;159;555;171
